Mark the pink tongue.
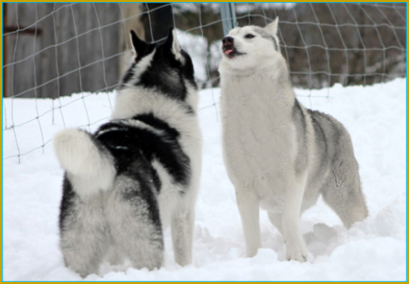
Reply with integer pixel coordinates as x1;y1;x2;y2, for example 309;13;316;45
224;49;233;55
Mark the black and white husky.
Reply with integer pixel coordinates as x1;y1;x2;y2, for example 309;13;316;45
54;28;202;277
218;18;368;262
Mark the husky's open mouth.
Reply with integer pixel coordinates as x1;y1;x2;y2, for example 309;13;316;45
222;45;245;59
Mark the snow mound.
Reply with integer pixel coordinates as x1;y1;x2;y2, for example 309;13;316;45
2;78;406;281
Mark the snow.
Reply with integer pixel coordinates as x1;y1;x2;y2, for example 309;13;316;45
2;78;407;281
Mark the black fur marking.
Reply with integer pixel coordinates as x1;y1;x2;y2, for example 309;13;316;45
119;30;197;117
136;49;188;101
59;164;163;235
134;44;156;64
59;174;77;231
130;30;157;64
152;168;162;193
181;49;196;83
119;39;196;103
133;113;180;138
95;118;190;192
120;158;162;228
120;63;136;88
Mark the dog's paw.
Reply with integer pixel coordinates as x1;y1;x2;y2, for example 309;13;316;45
285;246;308;262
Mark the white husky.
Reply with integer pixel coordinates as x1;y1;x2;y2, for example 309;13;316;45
218;18;368;261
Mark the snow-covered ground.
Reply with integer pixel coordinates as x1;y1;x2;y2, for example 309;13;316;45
2;78;406;281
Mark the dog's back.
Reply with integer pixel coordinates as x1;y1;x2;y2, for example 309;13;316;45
54;28;201;277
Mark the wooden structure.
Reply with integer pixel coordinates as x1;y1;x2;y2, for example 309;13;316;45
4;3;145;98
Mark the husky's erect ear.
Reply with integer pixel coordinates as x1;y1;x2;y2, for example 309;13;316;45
265;17;279;36
164;27;182;57
130;30;149;59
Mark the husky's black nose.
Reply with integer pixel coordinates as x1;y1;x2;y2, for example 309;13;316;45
222;36;234;45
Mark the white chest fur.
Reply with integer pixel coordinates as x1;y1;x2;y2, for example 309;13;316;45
219;68;297;192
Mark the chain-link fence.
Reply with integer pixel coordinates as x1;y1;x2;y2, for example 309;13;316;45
2;3;406;162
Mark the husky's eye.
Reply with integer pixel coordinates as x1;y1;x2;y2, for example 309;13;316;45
245;34;255;39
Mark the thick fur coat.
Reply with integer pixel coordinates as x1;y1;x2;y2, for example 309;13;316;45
218;18;368;261
54;28;202;277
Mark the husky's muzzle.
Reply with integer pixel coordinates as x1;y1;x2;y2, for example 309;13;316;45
222;36;244;59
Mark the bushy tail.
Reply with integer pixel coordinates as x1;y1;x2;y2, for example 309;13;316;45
54;128;116;198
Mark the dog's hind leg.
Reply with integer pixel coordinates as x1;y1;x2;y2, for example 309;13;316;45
113;217;164;271
60;197;109;277
321;158;368;229
106;176;164;270
236;189;261;258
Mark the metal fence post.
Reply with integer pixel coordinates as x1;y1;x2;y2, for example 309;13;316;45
220;3;236;35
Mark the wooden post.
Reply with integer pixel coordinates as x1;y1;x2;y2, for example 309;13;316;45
3;3;7;97
119;3;145;78
142;3;173;43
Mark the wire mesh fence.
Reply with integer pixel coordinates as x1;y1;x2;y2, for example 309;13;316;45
2;3;407;162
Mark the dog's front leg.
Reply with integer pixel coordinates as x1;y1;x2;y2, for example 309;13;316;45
282;181;308;262
236;189;261;257
171;205;195;266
